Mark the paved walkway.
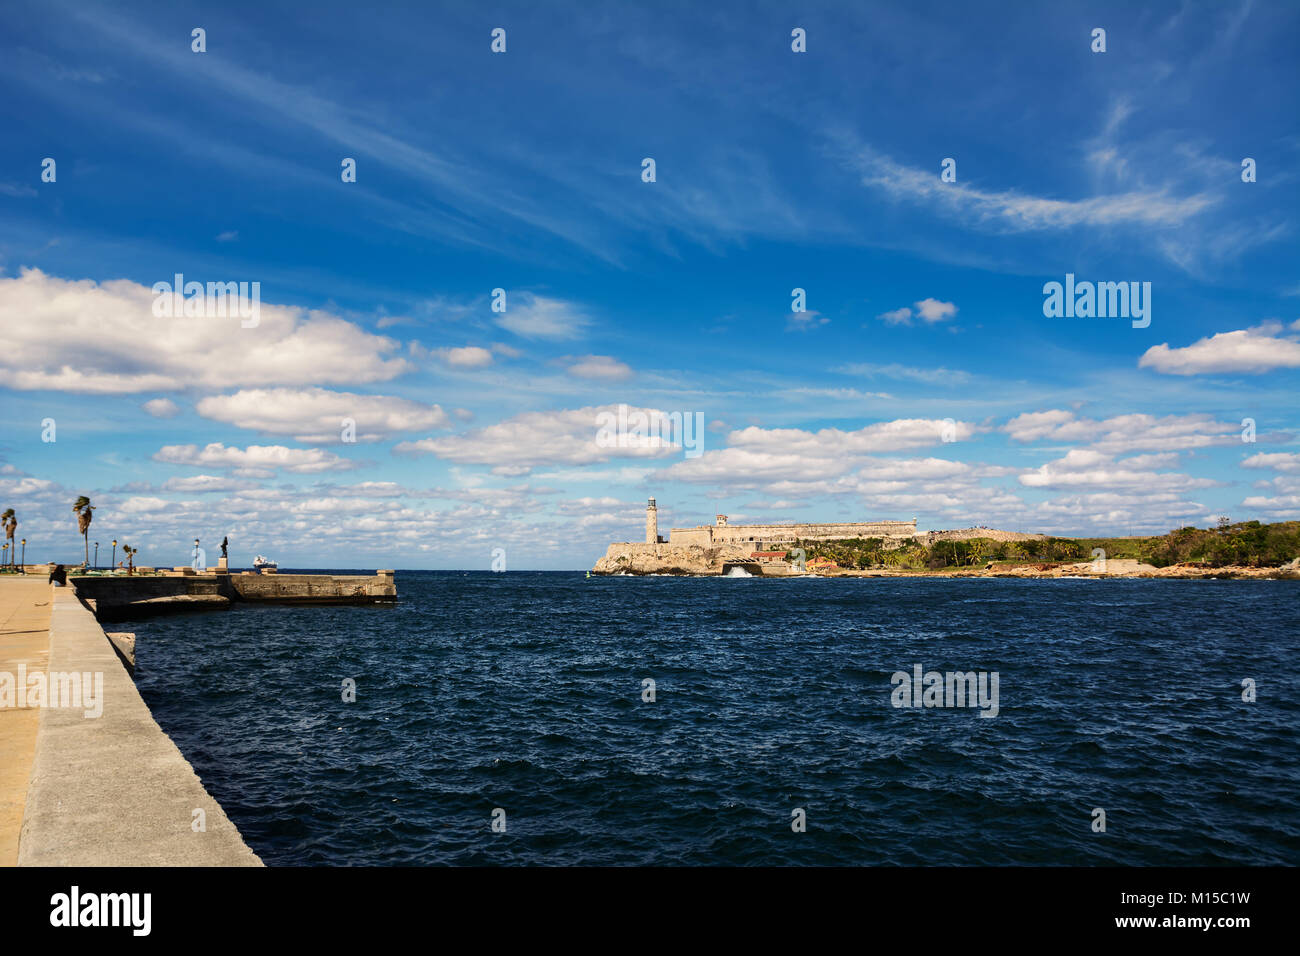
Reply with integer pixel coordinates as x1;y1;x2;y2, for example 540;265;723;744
0;576;51;867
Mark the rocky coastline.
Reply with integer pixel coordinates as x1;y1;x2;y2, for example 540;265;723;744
591;543;1300;580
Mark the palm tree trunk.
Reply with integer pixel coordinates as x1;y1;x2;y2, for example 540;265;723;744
84;532;89;567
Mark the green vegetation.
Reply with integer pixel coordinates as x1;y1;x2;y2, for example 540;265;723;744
797;521;1300;571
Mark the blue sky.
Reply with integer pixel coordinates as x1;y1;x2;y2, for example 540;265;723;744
1;0;1297;569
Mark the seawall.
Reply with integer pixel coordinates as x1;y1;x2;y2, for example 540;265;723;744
71;569;397;621
16;588;262;866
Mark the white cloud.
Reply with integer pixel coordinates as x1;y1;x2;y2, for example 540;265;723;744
1004;410;1239;453
0;477;56;498
117;496;171;514
913;298;958;323
0;269;409;393
160;474;247;493
437;346;494;368
875;299;957;326
153;442;357;477
1018;448;1216;492
565;355;633;381
195;388;448;442
726;419;978;456
787;310;828;331
142;397;180;418
306;481;412;498
394;405;683;472
1242;452;1300;474
1139;322;1300;375
1240;494;1300;515
661;419;980;486
495;293;589;340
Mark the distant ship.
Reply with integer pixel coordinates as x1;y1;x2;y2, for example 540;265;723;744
253;554;278;571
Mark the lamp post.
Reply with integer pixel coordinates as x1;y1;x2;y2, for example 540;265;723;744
94;541;99;569
111;539;117;570
1;543;7;569
20;539;25;572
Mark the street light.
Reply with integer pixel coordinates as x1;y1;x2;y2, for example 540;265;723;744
94;541;99;569
20;539;25;572
111;539;117;570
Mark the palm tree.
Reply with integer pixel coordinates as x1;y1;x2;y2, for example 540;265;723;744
121;544;136;575
1;509;14;568
72;496;95;567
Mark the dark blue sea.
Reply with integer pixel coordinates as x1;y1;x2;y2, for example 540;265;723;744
124;572;1300;866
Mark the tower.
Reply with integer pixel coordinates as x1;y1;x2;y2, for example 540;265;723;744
646;498;658;544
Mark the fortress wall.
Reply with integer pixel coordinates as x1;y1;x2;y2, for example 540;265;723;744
668;528;713;547
713;521;917;543
667;523;1042;548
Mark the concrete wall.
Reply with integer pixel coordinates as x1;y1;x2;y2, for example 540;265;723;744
18;589;261;866
227;571;395;603
70;570;396;619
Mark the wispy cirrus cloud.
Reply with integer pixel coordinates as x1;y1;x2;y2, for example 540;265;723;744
847;144;1217;232
494;293;590;340
835;362;971;385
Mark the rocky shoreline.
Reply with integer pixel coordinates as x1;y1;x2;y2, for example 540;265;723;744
591;543;1300;580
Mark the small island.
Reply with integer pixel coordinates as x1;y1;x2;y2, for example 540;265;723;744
592;499;1300;579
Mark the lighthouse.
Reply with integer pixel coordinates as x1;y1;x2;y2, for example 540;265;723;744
646;498;658;544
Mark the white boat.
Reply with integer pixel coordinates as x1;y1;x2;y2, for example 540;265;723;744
253;554;278;571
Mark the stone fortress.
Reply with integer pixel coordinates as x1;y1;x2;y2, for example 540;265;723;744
596;498;1043;576
647;498;917;548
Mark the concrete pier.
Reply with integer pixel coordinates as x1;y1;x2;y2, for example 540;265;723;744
1;579;261;866
71;569;397;620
